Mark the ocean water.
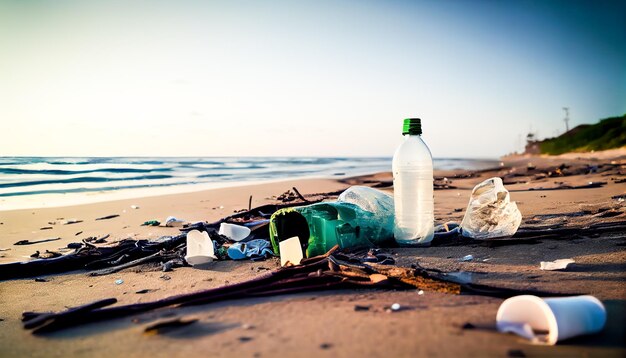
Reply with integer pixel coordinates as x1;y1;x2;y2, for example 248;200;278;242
0;157;498;209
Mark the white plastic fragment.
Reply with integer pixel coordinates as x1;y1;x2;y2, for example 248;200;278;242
185;230;216;266
279;236;303;267
417;290;424;295
460;177;522;239
460;255;474;262
540;259;575;271
131;205;139;209
391;303;401;311
165;216;185;227
218;223;251;242
496;295;606;345
115;279;124;285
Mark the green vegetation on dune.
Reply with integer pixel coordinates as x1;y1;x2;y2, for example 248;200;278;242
539;114;626;155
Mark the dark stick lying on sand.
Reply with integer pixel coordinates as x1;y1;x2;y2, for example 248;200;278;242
21;247;567;334
14;238;61;246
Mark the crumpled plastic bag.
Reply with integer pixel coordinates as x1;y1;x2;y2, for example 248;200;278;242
337;185;395;237
460;177;522;239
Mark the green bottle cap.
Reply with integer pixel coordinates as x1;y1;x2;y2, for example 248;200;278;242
402;118;422;135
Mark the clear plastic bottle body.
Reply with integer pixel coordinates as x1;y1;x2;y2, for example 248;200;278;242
392;134;434;244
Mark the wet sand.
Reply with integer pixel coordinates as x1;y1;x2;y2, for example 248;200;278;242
0;154;625;357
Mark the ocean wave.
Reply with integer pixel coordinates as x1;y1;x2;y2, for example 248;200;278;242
0;174;173;189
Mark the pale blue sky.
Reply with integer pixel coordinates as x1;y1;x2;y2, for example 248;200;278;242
1;0;624;158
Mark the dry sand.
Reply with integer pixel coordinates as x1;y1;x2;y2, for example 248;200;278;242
0;158;625;357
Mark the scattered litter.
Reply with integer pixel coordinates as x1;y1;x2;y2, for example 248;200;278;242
115;279;124;285
142;220;160;226
460;177;522;239
34;278;49;282
460;255;474;262
165;216;185;227
391;303;401;311
131;205;140;209
354;305;371;311
185;230;216;266
218;223;251;242
496;295;606;345
540;259;575;271
63;219;83;225
95;214;120;221
278;236;303;266
75;231;83;236
417;290;424;295
144;318;197;335
39;227;53;230
228;239;273;261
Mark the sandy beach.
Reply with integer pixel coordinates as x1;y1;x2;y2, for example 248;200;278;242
1;153;625;357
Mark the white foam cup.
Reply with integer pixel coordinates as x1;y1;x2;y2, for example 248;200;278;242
185;230;217;266
218;223;251;242
496;295;606;345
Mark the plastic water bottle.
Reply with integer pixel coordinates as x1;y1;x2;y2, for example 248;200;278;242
392;118;434;245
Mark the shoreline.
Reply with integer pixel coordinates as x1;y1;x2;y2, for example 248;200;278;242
0;156;624;357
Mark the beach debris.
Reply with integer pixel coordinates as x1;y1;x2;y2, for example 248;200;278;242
279;236;303;266
34;278;49;282
115;279;124;285
459;255;474;262
95;214;120;221
496;295;606;345
142;220;160;226
165;216;185;227
227;239;274;261
238;336;253;342
39;227;53;230
143;318;198;335
417;290;424;295
67;242;82;249
354;305;371;311
19;248;566;334
540;259;575;271
62;219;83;225
218;223;251;242
75;231;83;236
14;237;61;246
0;248;10;252
391;303;401;311
460;177;522;239
319;343;333;350
131;205;140;209
185;230;217;266
30;251;40;258
160;275;171;281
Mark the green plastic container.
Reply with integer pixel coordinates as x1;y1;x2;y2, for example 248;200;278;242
269;200;394;258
